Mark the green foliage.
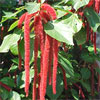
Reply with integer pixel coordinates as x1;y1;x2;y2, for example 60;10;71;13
0;0;100;100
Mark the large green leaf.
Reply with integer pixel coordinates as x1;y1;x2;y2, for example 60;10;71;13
8;20;18;32
0;77;15;87
17;69;34;89
46;74;64;100
80;68;91;80
71;0;90;11
58;53;74;77
10;44;18;55
80;80;91;92
0;86;11;100
9;91;21;100
44;21;74;45
25;2;40;14
62;14;82;33
84;7;100;32
74;28;86;45
44;14;82;45
0;34;20;53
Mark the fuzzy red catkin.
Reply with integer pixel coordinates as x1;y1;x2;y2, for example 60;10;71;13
17;39;22;70
91;65;94;96
48;38;53;85
93;32;97;54
95;0;100;13
34;15;44;78
33;15;44;100
86;0;94;7
32;36;39;100
0;81;12;91
24;14;32;97
18;12;27;29
40;10;51;24
58;64;67;90
40;35;52;100
41;3;57;20
52;39;59;94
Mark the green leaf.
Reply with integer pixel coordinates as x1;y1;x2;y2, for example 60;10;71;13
81;51;95;63
44;21;74;45
9;65;18;73
0;77;15;87
58;53;74;77
80;68;91;80
10;44;18;55
9;91;21;100
71;89;79;100
74;28;86;45
17;69;34;88
8;20;18;32
71;0;90;11
62;14;82;33
84;7;100;32
44;14;82;45
80;80;91;92
46;74;64;100
25;2;40;14
0;34;20;53
0;86;10;100
95;68;100;74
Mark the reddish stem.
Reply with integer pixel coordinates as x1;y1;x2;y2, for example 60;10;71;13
0;81;12;92
58;63;67;90
93;32;97;54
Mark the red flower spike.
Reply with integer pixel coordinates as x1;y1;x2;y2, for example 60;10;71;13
48;38;53;85
52;39;59;94
24;13;33;97
40;35;52;100
86;0;94;7
17;39;22;70
32;36;39;100
40;10;51;24
41;3;57;20
18;12;27;29
95;0;100;13
34;15;44;77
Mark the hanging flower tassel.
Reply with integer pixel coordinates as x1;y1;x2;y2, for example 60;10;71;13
52;39;59;94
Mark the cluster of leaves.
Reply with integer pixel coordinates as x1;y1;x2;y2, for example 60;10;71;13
0;0;100;100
